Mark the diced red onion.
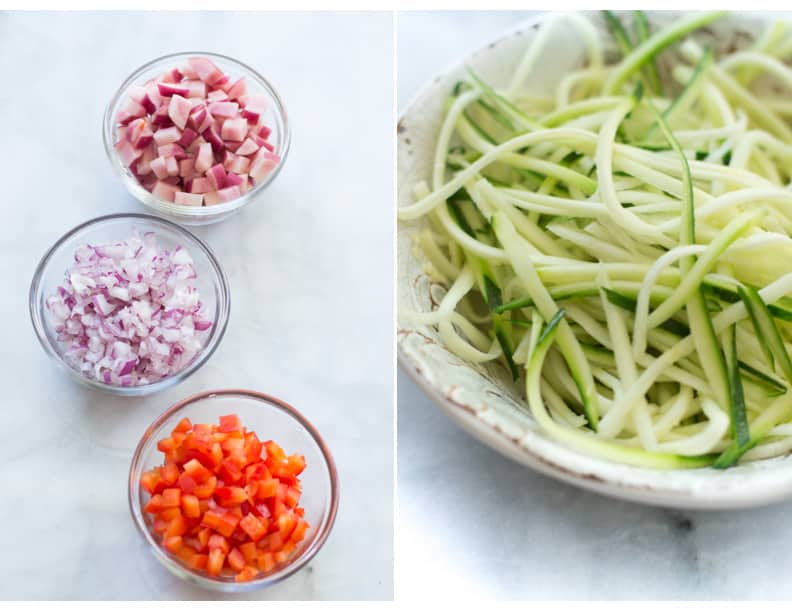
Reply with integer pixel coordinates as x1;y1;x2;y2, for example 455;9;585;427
46;232;213;386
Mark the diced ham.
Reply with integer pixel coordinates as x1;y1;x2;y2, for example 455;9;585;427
115;140;142;166
203;190;222;205
157;143;187;160
228;156;250;175
174;191;203;206
217;185;241;202
157;82;189;97
207;89;229;103
239;94;268;114
165;156;179;177
194;143;214;174
150;156;169;180
202;125;224;152
183;80;207;98
221;118;247;142
236;138;259;156
168;94;192;130
190;177;213;194
153;126;183;146
177;128;198;148
188;57;224;86
114;56;279;205
152;180;179;202
226;77;247;101
207;101;239;118
206;163;227;190
179;158;197;179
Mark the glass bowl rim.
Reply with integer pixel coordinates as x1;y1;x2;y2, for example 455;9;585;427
102;50;292;218
127;388;340;591
28;212;231;395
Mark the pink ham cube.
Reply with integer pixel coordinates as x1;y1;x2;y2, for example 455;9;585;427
150;156;169;179
206;163;227;190
194;143;214;174
153;126;183;146
157;82;189;97
174;191;203;206
207;89;229;103
207;101;239;118
221;118;247;142
183;80;207;98
226;77;247;101
235;138;259;156
168;94;192;130
203;190;222;205
179;158;197;179
188;57;224;86
239;94;268;114
190;177;213;194
216;185;241;202
249;151;279;183
115;140;142;167
152;180;179;202
228;156;250;175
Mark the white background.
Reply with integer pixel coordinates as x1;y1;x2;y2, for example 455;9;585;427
0;11;393;600
396;10;792;601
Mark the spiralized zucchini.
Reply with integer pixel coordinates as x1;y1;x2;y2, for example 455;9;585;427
399;11;792;469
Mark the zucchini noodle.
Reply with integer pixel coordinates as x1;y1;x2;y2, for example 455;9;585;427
399;11;792;469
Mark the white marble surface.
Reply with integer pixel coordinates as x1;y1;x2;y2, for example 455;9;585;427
396;10;792;601
0;11;393;600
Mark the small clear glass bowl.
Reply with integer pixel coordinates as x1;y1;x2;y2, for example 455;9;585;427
128;389;340;592
29;213;230;396
103;51;291;226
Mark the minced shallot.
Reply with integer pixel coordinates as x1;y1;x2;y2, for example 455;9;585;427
46;232;213;386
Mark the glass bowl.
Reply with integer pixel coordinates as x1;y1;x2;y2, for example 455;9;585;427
29;213;230;396
128;389;340;592
103;51;291;226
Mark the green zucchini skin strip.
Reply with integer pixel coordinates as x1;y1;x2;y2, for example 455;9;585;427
633;11;664;95
492;213;600;429
604;11;726;95
649;100;732;418
738;285;792;386
526;310;715;469
724;324;751;447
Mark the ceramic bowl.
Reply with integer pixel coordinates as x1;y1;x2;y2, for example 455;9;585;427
397;11;792;509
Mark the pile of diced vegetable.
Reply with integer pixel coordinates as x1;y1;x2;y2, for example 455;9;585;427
140;414;309;582
46;232;212;386
400;11;792;469
114;56;280;206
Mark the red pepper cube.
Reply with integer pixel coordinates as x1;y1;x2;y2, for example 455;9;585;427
235;566;258;582
144;494;165;514
215;486;248;507
258;552;276;573
284;486;301;509
239;513;268;541
181;494;201;519
255;479;278;500
193;475;217;499
140;468;162;494
208;533;230;554
218;459;243;484
218;414;242;433
163;535;183;553
172;417;193;434
290;519;309;544
161;462;179;485
286;454;306;476
263;440;286;463
227;547;246;572
239;541;258;564
160;507;182;521
161;488;181;508
165;515;188;538
215;511;241;538
182;458;212;482
207;548;225;576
